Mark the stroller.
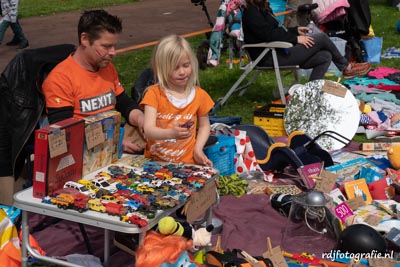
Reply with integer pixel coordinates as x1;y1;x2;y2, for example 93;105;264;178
285;0;372;63
191;0;244;69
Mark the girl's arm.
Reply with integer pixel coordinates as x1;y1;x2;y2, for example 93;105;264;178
194;115;212;166
143;105;191;140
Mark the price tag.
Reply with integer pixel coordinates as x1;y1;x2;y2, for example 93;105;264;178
334;202;354;223
364;214;382;226
322;80;347;98
186;181;217;224
345;195;365;211
85;122;105;150
48;129;67;158
314;170;338;193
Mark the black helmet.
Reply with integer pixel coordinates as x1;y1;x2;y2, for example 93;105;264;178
337;224;387;254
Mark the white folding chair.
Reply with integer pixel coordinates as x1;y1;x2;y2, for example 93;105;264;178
214;41;299;110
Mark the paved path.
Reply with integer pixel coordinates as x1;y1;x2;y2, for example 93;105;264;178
0;0;220;71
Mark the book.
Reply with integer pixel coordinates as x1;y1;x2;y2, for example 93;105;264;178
82;111;121;176
343;178;373;205
33;118;85;198
361;142;400;151
325;157;385;185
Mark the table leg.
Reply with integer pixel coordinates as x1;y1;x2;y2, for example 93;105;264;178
103;229;110;267
21;210;29;267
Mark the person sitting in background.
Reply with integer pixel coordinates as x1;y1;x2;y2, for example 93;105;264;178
242;0;372;80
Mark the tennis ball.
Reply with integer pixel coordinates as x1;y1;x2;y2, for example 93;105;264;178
158;216;178;235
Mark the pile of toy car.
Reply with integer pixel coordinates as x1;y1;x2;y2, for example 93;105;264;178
41;160;217;228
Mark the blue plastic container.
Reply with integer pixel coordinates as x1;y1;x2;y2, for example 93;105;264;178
203;135;236;176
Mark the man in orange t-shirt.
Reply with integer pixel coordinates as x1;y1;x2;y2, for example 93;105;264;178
42;9;144;153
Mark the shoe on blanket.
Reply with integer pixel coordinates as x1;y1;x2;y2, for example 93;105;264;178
343;62;372;79
113;232;138;256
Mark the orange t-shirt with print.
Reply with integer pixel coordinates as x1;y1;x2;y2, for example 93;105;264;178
140;84;214;164
42;55;124;118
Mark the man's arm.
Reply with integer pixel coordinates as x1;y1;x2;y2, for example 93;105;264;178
47;106;74;124
115;92;143;126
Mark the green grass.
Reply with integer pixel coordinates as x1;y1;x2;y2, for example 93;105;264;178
114;0;400;129
21;0;400;142
19;0;138;17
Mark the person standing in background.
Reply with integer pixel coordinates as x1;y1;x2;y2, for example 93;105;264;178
0;0;29;50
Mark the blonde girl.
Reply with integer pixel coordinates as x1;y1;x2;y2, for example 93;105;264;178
140;34;214;165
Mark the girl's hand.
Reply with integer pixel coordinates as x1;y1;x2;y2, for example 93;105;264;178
194;150;213;167
297;35;314;48
172;122;192;139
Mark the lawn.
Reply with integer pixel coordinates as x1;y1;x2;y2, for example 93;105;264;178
21;0;400;138
113;0;400;128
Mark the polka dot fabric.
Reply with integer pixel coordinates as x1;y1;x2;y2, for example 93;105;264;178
216;127;264;178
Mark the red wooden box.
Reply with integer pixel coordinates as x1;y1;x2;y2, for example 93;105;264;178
33;118;85;198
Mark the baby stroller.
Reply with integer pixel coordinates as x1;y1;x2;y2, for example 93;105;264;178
191;0;244;69
285;0;372;63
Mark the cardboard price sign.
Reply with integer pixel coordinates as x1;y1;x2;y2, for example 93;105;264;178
48;129;67;158
186;181;217;224
314;170;338;193
322;80;347;98
85;122;105;149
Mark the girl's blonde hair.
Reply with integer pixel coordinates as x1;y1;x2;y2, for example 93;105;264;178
151;34;199;92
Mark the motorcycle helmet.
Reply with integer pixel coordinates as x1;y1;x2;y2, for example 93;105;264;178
337;224;387;254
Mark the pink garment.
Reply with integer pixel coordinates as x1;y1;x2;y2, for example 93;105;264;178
368;66;400;79
313;0;349;24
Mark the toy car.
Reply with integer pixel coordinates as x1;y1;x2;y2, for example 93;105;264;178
121;214;148;228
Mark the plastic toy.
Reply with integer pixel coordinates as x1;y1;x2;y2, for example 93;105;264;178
135;230;196;267
64;181;96;199
103;202;128;216
50;193;89;213
120;214;148;228
158;216;213;249
387;144;400;169
88;199;106;213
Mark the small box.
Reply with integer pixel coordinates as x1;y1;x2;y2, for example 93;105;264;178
204;135;236;176
33;118;85;198
253;104;286;136
82;111;121;176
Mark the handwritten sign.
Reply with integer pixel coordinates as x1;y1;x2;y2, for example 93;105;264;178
48;129;67;158
314;170;338;193
85;122;105;150
186;181;217;224
322;80;347;98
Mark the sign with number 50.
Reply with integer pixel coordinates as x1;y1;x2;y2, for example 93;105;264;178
334;202;354;223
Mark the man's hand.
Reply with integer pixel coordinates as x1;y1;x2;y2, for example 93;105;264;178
122;139;144;154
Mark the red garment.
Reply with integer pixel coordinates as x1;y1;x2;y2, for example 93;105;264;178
368;66;400;79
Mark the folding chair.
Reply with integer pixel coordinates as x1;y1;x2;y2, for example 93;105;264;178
213;41;300;112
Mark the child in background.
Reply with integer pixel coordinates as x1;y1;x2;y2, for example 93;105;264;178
0;0;29;50
140;34;214;166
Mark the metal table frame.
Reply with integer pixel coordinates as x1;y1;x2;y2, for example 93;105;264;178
14;187;185;267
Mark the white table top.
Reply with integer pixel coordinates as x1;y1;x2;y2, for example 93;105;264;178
14;187;181;233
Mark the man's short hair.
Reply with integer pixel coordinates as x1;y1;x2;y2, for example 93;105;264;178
78;9;122;44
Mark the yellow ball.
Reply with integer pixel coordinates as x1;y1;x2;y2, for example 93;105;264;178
158;216;178;235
